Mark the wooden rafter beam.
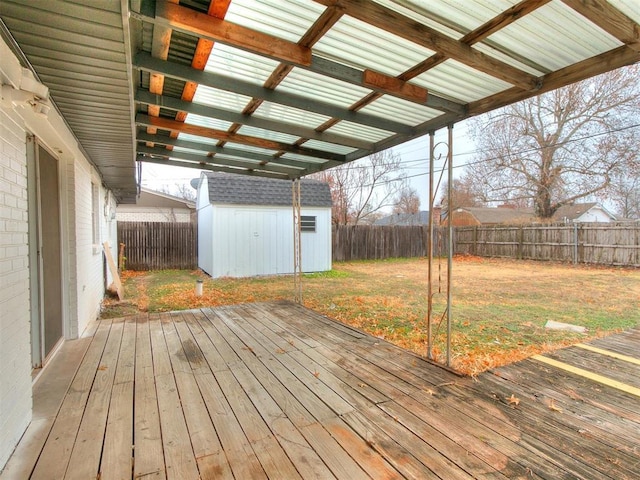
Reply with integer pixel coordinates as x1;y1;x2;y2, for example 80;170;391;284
313;0;541;91
137;145;302;175
138;155;289;179
136;132;311;168
134;52;415;134
155;0;312;66
561;0;640;52
138;1;467;112
135;90;373;149
173;1;232;129
136;114;347;162
468;45;640;115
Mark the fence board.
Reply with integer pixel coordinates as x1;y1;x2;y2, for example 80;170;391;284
117;222;197;270
455;223;639;267
332;225;447;261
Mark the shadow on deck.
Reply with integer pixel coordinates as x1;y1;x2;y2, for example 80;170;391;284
2;301;639;479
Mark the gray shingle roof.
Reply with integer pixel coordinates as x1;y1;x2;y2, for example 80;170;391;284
552;202;599;221
203;173;332;207
457;207;536;224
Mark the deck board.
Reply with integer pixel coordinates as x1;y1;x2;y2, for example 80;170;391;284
3;301;639;480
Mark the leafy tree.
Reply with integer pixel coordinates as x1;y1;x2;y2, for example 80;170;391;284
393;186;420;214
312;150;407;225
466;65;640;218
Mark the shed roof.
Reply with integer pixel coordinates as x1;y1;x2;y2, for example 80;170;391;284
203;172;332;207
2;1;639;202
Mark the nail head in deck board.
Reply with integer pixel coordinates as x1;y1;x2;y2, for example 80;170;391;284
29;320;113;480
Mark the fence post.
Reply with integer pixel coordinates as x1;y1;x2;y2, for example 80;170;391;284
573;223;578;265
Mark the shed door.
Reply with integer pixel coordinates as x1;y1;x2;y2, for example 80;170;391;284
234;210;277;277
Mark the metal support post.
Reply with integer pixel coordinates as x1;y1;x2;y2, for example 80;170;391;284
446;124;454;367
292;179;303;304
427;131;435;360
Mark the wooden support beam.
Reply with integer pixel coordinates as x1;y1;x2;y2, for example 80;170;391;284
313;0;541;91
362;69;428;103
561;0;640;51
137;145;301;175
155;0;312;66
136;114;347;162
138;155;290;179
138;1;465;113
134;53;415;133
135;90;373;149
468;45;640;115
136;132;311;168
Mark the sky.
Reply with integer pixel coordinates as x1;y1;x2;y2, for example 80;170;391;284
138;119;478;212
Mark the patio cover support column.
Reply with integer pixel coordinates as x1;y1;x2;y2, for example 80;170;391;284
427;131;435;360
292;179;303;303
446;124;454;367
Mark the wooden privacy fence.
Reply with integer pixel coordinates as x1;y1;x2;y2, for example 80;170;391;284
332;225;448;261
118;221;197;270
455;223;640;267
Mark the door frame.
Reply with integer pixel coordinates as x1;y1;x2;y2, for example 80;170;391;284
27;136;66;368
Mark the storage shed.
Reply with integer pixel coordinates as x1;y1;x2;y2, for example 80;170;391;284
197;173;332;278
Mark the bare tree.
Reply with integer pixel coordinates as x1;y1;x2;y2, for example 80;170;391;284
439;175;484;210
158;182;197;202
608;171;640;219
466;65;640;218
393;186;420;214
312;150;407;225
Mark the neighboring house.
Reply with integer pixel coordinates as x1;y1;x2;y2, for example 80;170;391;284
444;206;536;226
374;211;430;226
196;173;332;278
116;187;195;223
0;29;127;468
552;202;616;223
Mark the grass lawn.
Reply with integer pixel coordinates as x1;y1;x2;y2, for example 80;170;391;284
101;256;640;376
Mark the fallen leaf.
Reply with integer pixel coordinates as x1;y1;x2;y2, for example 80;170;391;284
508;394;520;406
358;383;367;388
424;388;435;396
313;371;320;378
275;348;286;354
98;365;108;371
548;399;562;412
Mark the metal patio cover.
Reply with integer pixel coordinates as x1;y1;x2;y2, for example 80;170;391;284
2;0;639;203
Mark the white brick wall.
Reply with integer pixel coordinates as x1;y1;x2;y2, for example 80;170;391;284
0;108;33;470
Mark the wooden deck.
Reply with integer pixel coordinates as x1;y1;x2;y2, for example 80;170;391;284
2;301;639;479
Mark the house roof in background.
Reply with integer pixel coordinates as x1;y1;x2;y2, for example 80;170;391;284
2;1;639;201
457;207;536;224
138;187;195;209
203;172;332;207
552;202;615;221
374;211;430;226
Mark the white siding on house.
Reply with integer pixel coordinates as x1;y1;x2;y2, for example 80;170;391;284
576;207;614;223
0;104;32;471
116;208;192;223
